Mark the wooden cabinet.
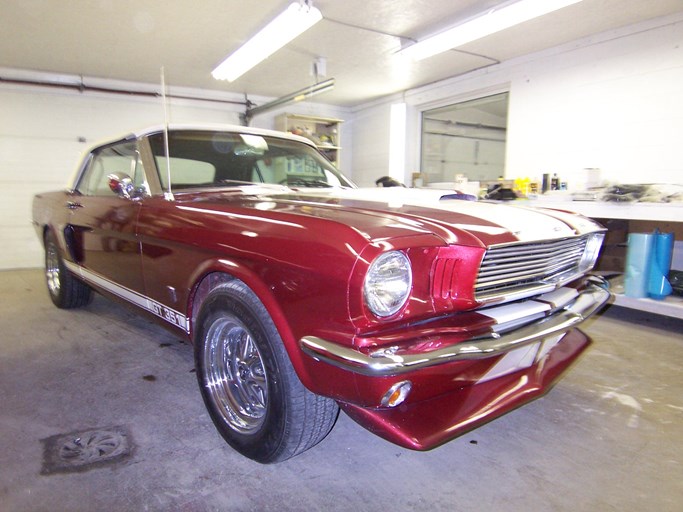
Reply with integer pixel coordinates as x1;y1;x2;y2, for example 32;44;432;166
275;114;343;168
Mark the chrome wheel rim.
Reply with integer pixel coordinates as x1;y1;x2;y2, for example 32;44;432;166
203;317;268;434
46;242;61;297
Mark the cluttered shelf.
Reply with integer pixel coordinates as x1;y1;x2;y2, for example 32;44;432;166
275;113;342;168
526;195;682;319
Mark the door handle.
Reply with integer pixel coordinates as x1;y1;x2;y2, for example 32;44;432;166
66;201;83;210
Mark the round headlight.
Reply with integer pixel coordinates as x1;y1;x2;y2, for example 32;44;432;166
364;251;412;318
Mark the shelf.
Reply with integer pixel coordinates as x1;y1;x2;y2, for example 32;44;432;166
611;293;683;319
525;198;683;222
527;198;683;319
275;113;343;168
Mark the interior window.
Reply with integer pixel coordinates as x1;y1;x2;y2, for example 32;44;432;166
420;92;509;186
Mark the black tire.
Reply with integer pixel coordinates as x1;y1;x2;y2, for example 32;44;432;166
195;280;338;463
44;230;92;309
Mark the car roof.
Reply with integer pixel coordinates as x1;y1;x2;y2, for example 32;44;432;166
69;123;322;191
85;123;317;153
135;123;316;147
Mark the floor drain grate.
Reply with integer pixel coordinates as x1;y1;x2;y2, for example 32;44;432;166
41;426;133;474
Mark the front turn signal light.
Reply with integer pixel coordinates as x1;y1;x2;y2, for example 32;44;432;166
381;381;412;408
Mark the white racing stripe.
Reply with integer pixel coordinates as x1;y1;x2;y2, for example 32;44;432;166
477;342;541;384
475;332;566;384
64;261;190;332
300;188;582;242
478;285;579;332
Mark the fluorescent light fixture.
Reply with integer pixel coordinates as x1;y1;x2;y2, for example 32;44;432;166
399;0;583;61
212;1;322;82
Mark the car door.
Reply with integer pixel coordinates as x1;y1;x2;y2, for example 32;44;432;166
67;140;145;294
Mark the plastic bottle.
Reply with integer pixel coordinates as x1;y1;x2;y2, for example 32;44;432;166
522;177;530;196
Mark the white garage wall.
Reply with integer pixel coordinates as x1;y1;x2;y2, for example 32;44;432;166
348;103;392;187
0;85;238;270
0;81;350;269
352;12;683;190
505;15;683;188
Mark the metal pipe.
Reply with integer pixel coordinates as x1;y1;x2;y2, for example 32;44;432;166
0;76;248;106
243;78;335;124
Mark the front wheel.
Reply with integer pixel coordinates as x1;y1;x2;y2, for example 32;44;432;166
195;280;338;463
44;230;92;309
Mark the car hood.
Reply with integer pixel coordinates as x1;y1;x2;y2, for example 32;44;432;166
182;186;603;248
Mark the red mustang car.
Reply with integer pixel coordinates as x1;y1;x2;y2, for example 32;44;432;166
32;125;610;463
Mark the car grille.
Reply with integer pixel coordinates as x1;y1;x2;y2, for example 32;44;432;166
474;235;589;301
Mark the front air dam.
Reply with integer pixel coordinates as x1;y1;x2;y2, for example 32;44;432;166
339;328;591;450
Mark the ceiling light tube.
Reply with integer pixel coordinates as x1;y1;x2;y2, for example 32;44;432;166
212;1;322;82
399;0;583;61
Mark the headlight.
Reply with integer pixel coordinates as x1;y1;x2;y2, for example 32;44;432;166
578;233;605;273
364;251;412;317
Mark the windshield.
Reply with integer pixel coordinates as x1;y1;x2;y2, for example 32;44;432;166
148;130;355;191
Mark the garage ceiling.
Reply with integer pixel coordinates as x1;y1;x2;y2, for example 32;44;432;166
1;0;681;107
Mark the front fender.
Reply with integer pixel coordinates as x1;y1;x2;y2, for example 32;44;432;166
186;258;344;398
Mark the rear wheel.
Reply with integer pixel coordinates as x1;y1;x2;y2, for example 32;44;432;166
44;230;92;309
195;280;338;463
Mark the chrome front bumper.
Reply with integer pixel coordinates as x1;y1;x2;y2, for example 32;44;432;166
300;277;610;377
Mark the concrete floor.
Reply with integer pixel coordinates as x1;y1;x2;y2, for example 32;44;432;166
1;269;681;512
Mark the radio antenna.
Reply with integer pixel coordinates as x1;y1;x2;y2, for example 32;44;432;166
160;67;174;201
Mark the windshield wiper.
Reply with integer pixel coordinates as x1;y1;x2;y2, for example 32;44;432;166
285;179;332;188
218;179;261;186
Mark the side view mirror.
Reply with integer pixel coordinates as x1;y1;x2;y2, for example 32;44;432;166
107;172;136;199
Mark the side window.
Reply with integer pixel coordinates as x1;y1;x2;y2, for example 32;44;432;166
76;142;145;196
